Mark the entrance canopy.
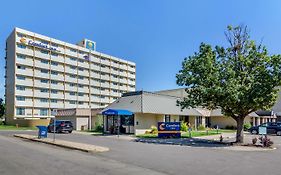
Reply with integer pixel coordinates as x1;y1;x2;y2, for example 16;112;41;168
102;109;133;116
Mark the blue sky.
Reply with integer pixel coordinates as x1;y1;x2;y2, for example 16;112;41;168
1;0;281;98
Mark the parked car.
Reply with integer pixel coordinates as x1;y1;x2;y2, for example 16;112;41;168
249;122;281;136
48;120;73;133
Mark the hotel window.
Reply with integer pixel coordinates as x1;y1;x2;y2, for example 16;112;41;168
40;98;48;103
78;59;84;63
40;79;49;83
17;33;25;38
40;109;48;116
70;57;76;61
17;44;26;49
78;68;84;71
70;74;76;78
17;65;25;70
69;101;76;104
40;88;49;93
78;93;83;96
41;40;49;44
78;84;83;88
69;92;76;96
41;69;49;74
51;61;58;66
51;90;58;94
51;70;58;75
17;75;25;80
70;83;76;87
50;99;57;103
51;80;58;84
16;108;25;115
51;43;59;47
164;115;171;122
16;96;25;101
51;52;58;57
41;59;49;64
17;54;26;59
78;101;84;105
78;76;84;80
16;85;25;91
40;49;49;55
70;48;77;52
70;66;76;70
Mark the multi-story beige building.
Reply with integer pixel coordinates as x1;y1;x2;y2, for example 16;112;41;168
5;27;136;126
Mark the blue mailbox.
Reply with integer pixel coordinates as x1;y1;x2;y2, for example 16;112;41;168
36;126;48;138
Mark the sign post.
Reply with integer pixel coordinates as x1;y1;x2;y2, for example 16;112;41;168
52;109;58;142
158;122;181;138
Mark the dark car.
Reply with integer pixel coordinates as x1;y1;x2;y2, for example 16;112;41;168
48;120;73;133
249;122;281;136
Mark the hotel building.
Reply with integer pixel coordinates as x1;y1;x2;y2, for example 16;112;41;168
5;27;136;126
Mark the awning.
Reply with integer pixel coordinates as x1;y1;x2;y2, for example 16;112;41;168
102;109;133;116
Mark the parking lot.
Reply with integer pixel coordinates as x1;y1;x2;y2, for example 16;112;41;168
1;130;281;175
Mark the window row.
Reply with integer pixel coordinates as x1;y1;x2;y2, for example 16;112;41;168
16;43;135;69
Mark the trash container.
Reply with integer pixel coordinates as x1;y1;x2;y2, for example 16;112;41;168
36;126;48;139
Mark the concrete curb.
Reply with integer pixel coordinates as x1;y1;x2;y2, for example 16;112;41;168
14;134;109;153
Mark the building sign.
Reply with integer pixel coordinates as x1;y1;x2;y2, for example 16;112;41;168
20;37;60;52
85;40;96;50
258;126;267;135
158;122;181;138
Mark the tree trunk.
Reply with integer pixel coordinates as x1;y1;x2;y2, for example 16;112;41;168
235;116;245;144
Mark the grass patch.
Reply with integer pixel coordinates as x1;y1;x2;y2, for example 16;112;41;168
0;124;37;131
136;129;236;138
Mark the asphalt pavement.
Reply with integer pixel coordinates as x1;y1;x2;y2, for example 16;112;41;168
1;130;281;175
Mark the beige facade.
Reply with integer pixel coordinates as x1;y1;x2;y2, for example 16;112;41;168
55;108;103;130
133;114;276;135
5;27;136;126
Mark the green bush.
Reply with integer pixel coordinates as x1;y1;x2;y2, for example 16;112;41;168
243;123;252;131
150;125;158;134
197;124;205;131
181;122;188;132
94;125;103;132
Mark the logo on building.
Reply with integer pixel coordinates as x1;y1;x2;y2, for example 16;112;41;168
20;38;27;44
85;40;96;51
159;123;165;130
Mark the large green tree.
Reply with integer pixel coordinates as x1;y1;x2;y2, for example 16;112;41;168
176;25;281;143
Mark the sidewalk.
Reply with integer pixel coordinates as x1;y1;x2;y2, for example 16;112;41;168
14;134;109;153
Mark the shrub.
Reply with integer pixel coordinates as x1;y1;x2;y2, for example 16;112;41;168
94;125;103;132
181;122;188;132
243;123;252;131
259;135;274;147
197;124;205;131
150;125;158;134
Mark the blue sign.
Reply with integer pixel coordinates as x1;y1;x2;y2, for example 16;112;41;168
158;122;181;138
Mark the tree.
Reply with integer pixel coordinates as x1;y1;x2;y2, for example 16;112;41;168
176;25;281;143
0;98;5;119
